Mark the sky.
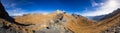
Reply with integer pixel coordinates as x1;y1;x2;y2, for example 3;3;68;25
0;0;120;16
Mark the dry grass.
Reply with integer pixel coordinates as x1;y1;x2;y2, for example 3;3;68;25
64;13;120;33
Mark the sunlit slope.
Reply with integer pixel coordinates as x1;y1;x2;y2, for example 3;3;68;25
14;9;120;33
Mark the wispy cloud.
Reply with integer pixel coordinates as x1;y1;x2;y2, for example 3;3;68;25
7;8;26;16
91;0;99;7
1;0;51;16
82;0;120;16
7;8;52;16
2;3;26;16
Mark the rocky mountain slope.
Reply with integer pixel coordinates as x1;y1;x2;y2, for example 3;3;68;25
99;8;120;33
0;2;120;33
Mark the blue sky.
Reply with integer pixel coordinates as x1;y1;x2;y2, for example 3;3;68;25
1;0;120;16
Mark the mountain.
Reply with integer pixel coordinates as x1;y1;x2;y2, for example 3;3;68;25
99;8;120;33
88;9;120;21
0;2;120;33
14;11;96;33
87;15;106;21
100;8;120;20
14;8;120;33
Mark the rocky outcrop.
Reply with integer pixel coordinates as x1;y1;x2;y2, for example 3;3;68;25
34;13;73;33
102;24;120;33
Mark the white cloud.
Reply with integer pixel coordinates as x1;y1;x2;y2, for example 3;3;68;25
1;2;25;16
1;1;50;16
26;10;51;15
91;0;99;7
5;4;51;16
91;0;104;7
7;8;26;16
82;0;120;16
7;9;52;16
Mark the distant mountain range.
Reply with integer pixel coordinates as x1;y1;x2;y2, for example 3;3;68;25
88;9;120;21
87;15;106;21
0;2;120;33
